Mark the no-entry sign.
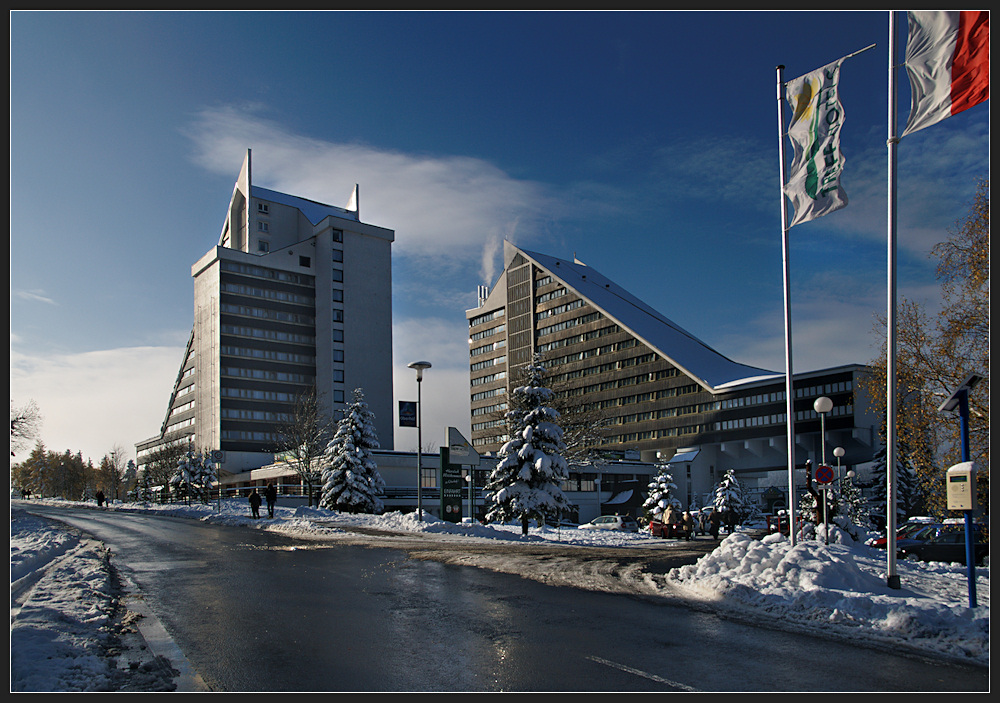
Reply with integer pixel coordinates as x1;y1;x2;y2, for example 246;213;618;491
816;464;834;484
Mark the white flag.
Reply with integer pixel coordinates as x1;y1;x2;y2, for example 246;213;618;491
784;59;849;227
902;11;989;137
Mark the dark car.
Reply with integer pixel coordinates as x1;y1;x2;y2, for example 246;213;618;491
899;527;988;566
868;520;937;548
891;523;951;556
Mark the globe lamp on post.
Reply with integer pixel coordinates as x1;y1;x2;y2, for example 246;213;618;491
408;361;432;521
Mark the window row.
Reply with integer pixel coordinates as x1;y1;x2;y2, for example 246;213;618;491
537;311;603;337
221;324;315;346
536;324;621;354
470;355;506;372
470;324;505;342
472;402;506;417
220;346;316;365
470;339;506;357
535;287;566;304
469;308;504;327
471;371;506;386
220;367;314;384
535;298;585;322
221;260;314;287
220;303;314;326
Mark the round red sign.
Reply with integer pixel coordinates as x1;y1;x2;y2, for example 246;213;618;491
816;464;834;484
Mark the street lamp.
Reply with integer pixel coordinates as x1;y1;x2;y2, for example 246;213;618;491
408;361;432;521
834;446;845;486
814;397;833;543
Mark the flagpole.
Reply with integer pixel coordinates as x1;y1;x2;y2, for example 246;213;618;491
885;10;901;589
776;64;798;546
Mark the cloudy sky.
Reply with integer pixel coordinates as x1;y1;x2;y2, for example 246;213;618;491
10;11;988;465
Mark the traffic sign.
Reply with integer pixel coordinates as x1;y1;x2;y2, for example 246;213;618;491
815;464;834;484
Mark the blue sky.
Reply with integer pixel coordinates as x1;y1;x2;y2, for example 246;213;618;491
10;10;989;465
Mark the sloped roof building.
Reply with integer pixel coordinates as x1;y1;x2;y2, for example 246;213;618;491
467;242;878;509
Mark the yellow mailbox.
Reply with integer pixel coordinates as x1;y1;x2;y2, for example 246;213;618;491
946;462;977;511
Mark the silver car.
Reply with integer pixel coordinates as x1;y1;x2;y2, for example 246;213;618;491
578;515;639;533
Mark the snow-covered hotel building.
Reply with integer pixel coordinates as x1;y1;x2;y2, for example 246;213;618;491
136;150;394;477
467;242;880;512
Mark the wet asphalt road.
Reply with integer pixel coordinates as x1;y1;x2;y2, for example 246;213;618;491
21;504;990;692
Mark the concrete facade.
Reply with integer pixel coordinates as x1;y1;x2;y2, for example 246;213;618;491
137;150;394;476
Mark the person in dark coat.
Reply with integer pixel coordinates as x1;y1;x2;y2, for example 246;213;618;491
708;508;722;540
264;483;277;518
96;490;105;508
725;509;738;534
248;489;262;519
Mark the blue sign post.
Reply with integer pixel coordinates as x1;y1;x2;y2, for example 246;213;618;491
939;373;983;609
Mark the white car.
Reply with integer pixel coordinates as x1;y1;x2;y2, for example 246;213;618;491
578;515;639;533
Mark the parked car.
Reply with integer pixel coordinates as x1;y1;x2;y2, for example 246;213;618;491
899;526;988;566
893;523;948;555
648;516;687;539
578;515;639;533
867;517;938;548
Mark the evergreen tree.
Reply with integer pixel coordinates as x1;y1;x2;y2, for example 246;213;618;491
320;388;384;514
833;470;870;540
642;462;680;522
484;357;571;535
713;469;746;520
170;450;216;504
870;443;922;521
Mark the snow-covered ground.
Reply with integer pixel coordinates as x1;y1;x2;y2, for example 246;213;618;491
10;497;989;691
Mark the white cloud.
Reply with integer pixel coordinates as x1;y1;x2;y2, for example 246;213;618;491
9;346;184;466
13;289;57;305
186;106;561;276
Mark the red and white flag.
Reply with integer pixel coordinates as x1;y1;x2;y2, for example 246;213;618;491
902;10;989;137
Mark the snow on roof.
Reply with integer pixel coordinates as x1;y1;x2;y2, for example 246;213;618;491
251;185;355;226
517;246;781;391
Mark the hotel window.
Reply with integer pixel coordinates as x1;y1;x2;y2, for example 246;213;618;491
332;249;343;263
331;268;343;282
299;255;311;268
332;229;343;242
332;288;343;302
258;203;269;214
258;221;269;232
257;240;270;253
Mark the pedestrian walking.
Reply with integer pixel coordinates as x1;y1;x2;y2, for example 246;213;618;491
709;508;721;540
725;509;738;534
248;489;262;519
96;490;105;508
665;504;681;538
264;482;277;518
682;510;694;540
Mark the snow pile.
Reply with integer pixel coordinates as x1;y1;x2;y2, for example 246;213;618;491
11;512;119;692
669;531;989;663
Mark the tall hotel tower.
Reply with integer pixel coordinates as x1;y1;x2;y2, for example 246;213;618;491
468;242;877;501
137;150;394;474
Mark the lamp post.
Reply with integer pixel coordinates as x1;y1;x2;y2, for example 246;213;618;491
408;361;432;521
814;397;833;543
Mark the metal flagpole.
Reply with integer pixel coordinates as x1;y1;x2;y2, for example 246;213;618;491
885;10;901;589
776;64;798;546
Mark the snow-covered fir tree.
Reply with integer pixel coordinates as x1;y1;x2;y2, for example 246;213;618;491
319;388;385;514
870;443;921;522
170;450;216;504
832;470;871;541
712;469;746;520
484;357;571;535
642;462;680;521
